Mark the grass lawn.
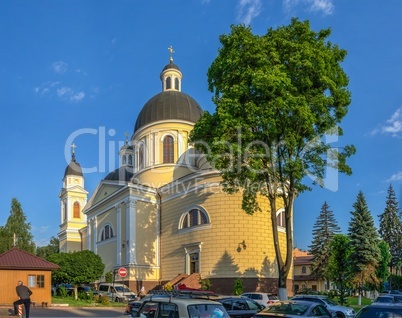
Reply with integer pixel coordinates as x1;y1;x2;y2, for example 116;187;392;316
345;296;372;311
51;296;126;307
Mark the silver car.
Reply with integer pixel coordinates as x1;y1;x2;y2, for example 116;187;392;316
253;300;333;318
291;295;355;318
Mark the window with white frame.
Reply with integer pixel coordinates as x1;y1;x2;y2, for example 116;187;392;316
276;209;286;229
180;208;209;230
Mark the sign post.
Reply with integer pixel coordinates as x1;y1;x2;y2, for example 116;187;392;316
118;267;127;278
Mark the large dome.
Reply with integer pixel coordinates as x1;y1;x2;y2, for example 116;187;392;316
134;90;203;132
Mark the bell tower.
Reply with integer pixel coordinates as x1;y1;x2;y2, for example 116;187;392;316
58;143;88;252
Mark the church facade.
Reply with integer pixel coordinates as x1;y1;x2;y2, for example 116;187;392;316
58;51;292;295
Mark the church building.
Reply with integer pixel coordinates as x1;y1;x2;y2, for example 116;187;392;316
58;49;292;295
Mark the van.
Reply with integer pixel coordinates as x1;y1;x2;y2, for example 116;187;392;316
97;283;137;302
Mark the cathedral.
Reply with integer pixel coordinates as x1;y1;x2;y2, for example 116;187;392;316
58;49;292;295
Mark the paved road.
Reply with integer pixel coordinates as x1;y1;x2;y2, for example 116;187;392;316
0;306;127;317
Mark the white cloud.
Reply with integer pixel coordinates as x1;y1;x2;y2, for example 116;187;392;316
283;0;334;15
52;61;68;74
57;86;85;102
236;0;262;25
387;172;402;182
371;106;402;137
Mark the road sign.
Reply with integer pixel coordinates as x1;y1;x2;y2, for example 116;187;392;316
118;267;127;278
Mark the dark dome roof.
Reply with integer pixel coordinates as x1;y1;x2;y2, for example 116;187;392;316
162;62;180;72
134;90;203;132
64;156;83;178
104;166;134;182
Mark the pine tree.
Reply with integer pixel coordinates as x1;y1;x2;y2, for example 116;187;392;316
348;191;380;304
309;201;341;287
0;198;36;254
378;184;402;269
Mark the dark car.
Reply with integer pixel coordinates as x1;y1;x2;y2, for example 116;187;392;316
67;285;97;297
354;303;402;318
253;300;333;318
56;283;74;296
217;297;265;318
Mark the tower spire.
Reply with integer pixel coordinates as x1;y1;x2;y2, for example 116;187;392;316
168;45;175;63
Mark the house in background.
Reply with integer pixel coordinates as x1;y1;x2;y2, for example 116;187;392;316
0;247;59;305
293;247;327;294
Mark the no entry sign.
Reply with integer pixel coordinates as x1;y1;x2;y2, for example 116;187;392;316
118;267;127;277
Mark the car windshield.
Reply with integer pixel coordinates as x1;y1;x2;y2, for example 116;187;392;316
264;303;309;315
356;307;402;318
187;304;230;318
115;286;132;293
323;298;339;306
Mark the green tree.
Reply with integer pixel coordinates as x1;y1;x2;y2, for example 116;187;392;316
190;19;355;298
348;191;380;305
326;234;352;305
309;201;340;288
375;240;391;292
36;236;59;259
48;250;105;300
234;278;243;295
0;198;35;254
378;184;402;271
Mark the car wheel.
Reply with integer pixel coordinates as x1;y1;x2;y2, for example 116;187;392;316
335;312;345;318
115;297;121;302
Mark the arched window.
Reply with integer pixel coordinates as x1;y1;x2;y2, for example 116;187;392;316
180;208;209;229
63;201;67;221
175;78;180;90
276;209;285;228
100;224;114;241
122;155;127;165
302;266;307;274
73;201;80;218
138;144;144;170
128;155;132;166
166;77;171;89
163;135;174;163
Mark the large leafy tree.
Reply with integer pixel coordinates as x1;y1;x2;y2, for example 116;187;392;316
375;240;391;292
309;201;340;286
348;191;380;305
326;234;352;305
48;250;105;299
36;236;59;259
190;19;355;297
0;198;35;254
378;184;402;270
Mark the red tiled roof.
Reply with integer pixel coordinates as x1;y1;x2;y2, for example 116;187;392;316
0;247;60;270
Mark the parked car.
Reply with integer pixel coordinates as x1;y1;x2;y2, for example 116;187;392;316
216;296;265;318
135;297;230;318
291;295;355;318
97;283;137;302
67;285;97;297
252;300;333;318
372;295;395;304
55;283;74;296
354;303;402;318
241;292;279;307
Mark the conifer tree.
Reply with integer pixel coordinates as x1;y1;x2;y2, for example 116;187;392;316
309;201;341;287
378;184;402;270
348;191;380;304
0;198;35;254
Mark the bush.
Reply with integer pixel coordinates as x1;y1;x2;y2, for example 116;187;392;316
234;278;243;296
99;294;110;305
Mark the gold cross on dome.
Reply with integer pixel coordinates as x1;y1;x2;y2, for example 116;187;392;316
71;143;77;154
168;45;175;63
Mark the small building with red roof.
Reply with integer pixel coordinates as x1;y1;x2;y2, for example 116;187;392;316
0;247;60;305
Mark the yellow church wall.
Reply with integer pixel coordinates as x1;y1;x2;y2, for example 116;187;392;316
135;201;157;267
97;240;118;275
160;174;291;282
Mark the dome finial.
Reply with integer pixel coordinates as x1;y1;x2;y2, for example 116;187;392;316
125;132;129;144
168;45;175;63
71;143;77;162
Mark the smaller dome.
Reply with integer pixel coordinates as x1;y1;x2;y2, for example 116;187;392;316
104;166;134;182
64;154;83;178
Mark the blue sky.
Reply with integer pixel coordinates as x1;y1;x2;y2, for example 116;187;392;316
1;0;402;250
